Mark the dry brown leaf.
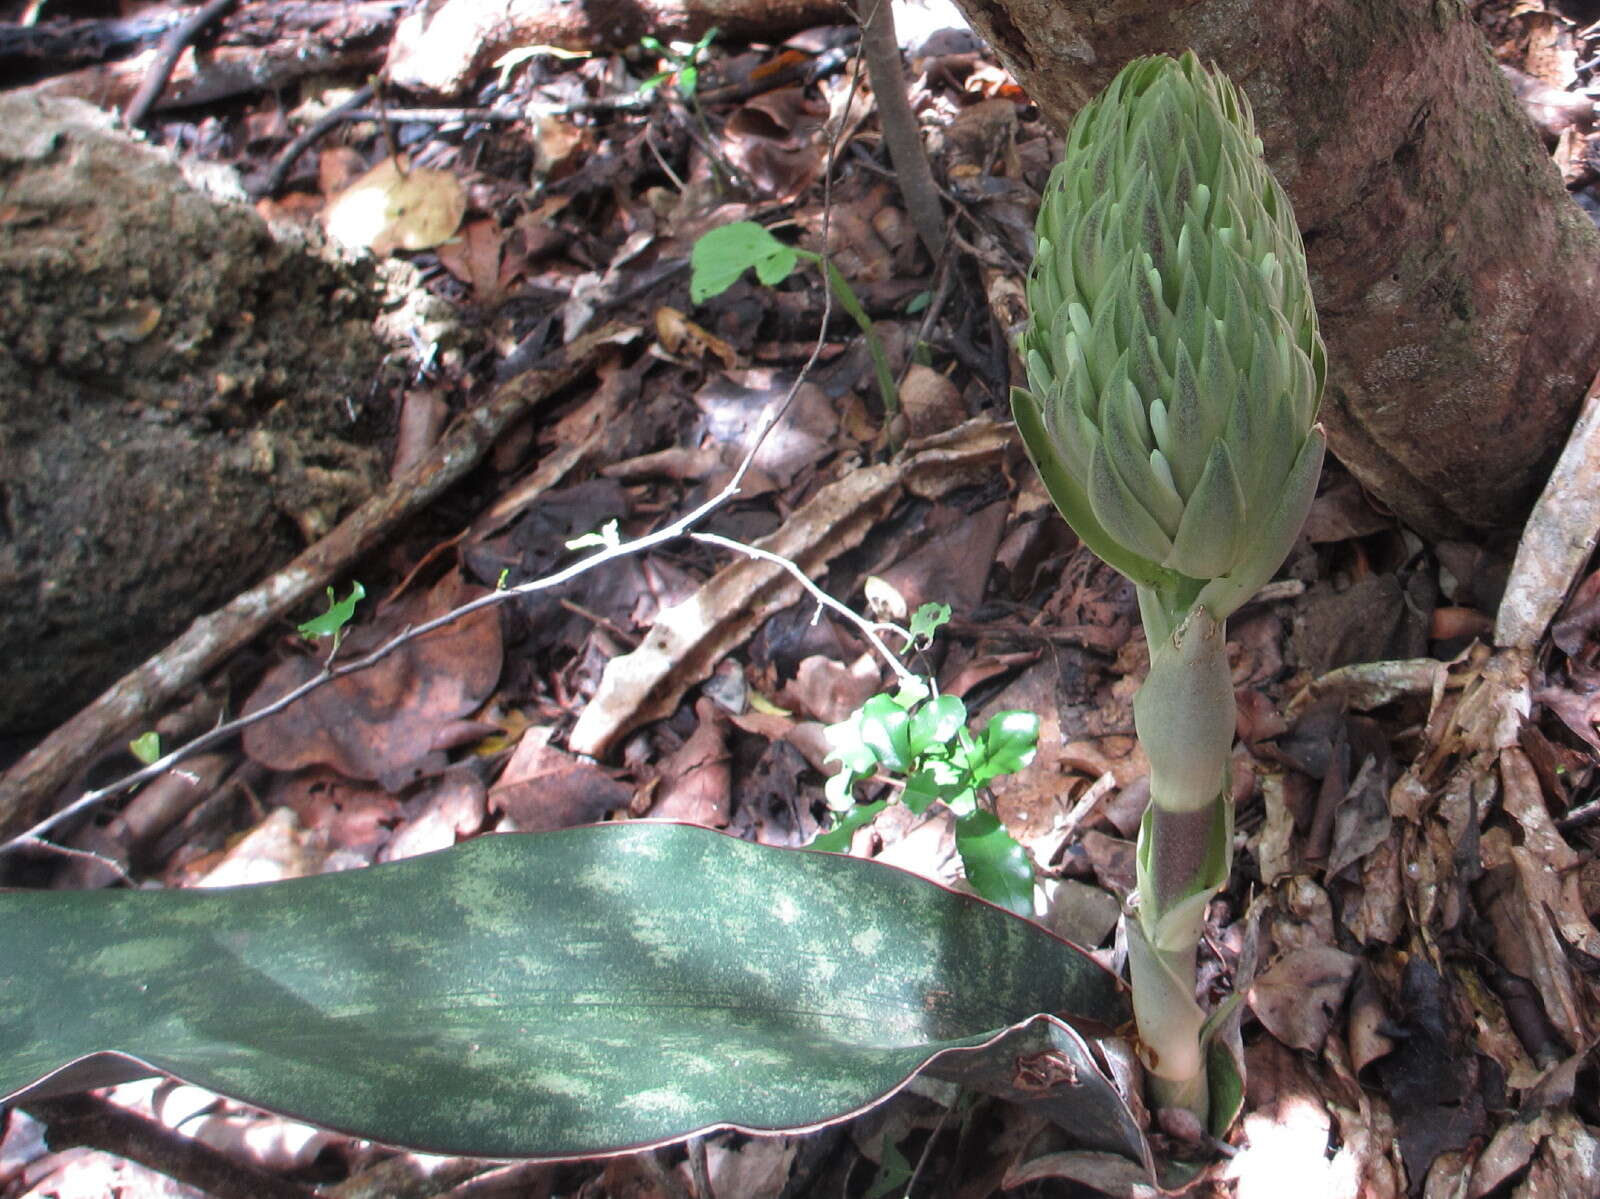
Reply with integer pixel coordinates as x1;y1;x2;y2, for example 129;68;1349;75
1249;946;1358;1052
270;768;402;858
648;698;732;826
874;500;1008;619
381;768;486;860
323;156;465;255
655;305;738;369
693;373;838;489
778;653;882;725
723;87;827;200
533;113;589;177
436;217;524;306
490;727;630;831
242;570;503;788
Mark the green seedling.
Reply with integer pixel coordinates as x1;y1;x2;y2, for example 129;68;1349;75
639;28;733;190
128;731;162;766
691;221;900;425
814;603;1038;915
638;27;719;98
297;581;365;646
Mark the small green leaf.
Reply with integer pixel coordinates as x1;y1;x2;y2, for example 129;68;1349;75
824;765;862;812
858;694;913;773
902;763;962;815
678;63;698;95
905;290;933;315
892;675;931;707
864;1137;914;1199
907;694;966;758
690;222;798;303
823;712;879;777
298;582;365;640
691;26;720;56
971;711;1040;784
565;519;622;551
908;602;951;643
128;731;161;766
956;811;1035;915
810;799;887;851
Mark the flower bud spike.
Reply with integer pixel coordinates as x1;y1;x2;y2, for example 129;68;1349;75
1012;51;1325;1126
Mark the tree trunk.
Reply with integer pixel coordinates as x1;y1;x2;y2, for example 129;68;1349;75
946;0;1600;539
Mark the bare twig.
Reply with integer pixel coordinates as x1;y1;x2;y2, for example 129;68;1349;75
123;0;239;128
691;532;919;688
0;326;630;847
259;83;374;196
332;107;526;125
22;1094;314;1199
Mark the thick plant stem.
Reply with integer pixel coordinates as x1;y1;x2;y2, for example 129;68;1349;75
1128;590;1236;1126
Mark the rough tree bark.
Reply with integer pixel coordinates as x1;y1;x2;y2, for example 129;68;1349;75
944;0;1600;539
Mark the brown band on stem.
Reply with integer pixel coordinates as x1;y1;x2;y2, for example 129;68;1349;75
1147;803;1219;915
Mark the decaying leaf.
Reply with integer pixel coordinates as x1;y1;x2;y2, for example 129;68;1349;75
490;727;631;831
242;571;502;788
324;156;466;255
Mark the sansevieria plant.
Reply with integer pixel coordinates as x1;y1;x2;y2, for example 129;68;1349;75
1013;52;1326;1123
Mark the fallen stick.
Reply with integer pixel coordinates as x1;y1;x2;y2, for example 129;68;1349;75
387;0;852;95
14;1;401;114
124;0;239;127
22;1095;315;1199
0;325;634;844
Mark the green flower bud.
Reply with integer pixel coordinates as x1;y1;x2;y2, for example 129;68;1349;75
1014;52;1325;619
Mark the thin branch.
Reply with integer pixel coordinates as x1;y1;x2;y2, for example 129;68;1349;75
123;0;239;128
259;83;374;196
691;531;918;687
854;0;945;258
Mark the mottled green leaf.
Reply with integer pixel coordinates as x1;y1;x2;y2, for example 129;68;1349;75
0;824;1130;1159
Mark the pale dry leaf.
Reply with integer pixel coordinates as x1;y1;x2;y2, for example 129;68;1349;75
1249;946;1358;1052
324;156;465;255
1497;379;1600;650
194;807;325;888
